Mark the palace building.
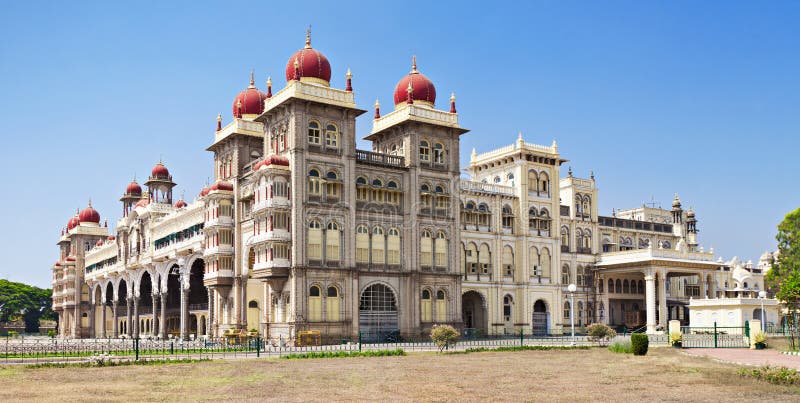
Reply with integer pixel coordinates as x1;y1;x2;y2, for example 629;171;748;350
50;32;772;341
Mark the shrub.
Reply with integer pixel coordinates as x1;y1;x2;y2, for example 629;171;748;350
280;349;405;359
47;330;56;338
738;366;800;386
430;325;460;352
464;345;589;353
587;324;617;345
669;331;682;344
608;340;632;354
752;331;767;344
631;334;649;356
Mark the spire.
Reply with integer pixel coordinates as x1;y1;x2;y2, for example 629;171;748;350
216;113;222;131
249;70;255;88
87;198;92;208
374;99;381;119
345;68;352;92
266;76;272;98
305;26;312;49
449;92;456;113
411;55;418;73
293;58;300;80
590;170;595;181
568;166;573;177
406;81;414;105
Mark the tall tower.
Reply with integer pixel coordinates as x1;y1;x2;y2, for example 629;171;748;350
120;179;142;217
145;162;176;204
686;207;698;251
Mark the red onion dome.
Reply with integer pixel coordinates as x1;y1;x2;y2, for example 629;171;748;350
54;261;62;267
254;154;290;171
284;30;332;86
95;240;104;247
199;187;210;197
393;56;436;107
107;234;116;241
207;180;234;193
67;215;80;230
174;199;187;208
135;194;151;208
125;180;142;195
78;201;101;223
151;162;170;179
66;255;76;262
232;72;268;118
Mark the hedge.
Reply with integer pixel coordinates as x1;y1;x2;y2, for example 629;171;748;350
631;334;648;356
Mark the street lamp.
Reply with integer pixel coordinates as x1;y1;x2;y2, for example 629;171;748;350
568;283;577;345
758;290;767;333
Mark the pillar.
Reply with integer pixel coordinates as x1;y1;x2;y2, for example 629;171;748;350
89;303;95;338
234;276;242;329
100;302;107;338
133;296;140;338
126;298;133;337
645;270;656;334
152;293;159;337
708;275;717;298
159;291;167;339
658;270;668;329
208;288;215;338
180;283;189;341
112;300;119;338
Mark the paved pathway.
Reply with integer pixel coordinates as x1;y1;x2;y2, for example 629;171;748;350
683;348;800;370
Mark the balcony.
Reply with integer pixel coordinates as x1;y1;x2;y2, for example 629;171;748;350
203;270;234;286
355;149;405;167
252;198;291;214
251;259;290;280
205;216;234;228
254;258;290;271
203;245;234;256
250;229;291;245
460;180;515;196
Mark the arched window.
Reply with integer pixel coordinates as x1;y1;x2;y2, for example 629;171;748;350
435;231;447;268
309;285;322;321
421;289;432;322
528;207;538;229
502;245;514;277
502;205;514;230
598;278;604;293
387;228;401;265
563;301;571;320
308;169;321;195
540;248;551;277
528;170;539;192
615;279;622;293
539;172;549;195
583;229;592;249
433;143;445;164
308;121;321;145
325;123;339;148
327;286;340;322
419;140;430;162
577;266;585;286
372;227;385;265
577;301;584;325
479;243;491;274
561;227;570;250
638;280;644;294
494;176;501;183
325;171;340;199
465;242;478;273
623;279;630;294
608;278;614;293
503;295;513;321
326;221;340;262
356;177;368;201
562;264;570;284
435;290;447;322
420;230;433;267
308;220;322;261
355;225;370;263
530;246;540;276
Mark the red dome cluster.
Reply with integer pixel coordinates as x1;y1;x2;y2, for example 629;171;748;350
200;181;234;196
125;180;142;195
95;240;104;247
233;74;268;118
79;202;101;223
174;199;187;208
151;162;170;179
67;215;80;230
284;31;332;85
254;155;290;171
107;234;116;241
393;57;436;107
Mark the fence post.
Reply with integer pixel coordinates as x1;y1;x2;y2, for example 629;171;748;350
134;337;139;361
623;326;627;337
713;322;718;348
256;337;260;358
745;320;750;338
170;340;174;355
358;331;362;352
519;328;523;346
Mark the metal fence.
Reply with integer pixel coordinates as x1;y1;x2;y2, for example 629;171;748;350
679;323;750;348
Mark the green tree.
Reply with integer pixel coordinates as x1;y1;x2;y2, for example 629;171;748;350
766;208;800;350
430;325;460;352
0;279;55;333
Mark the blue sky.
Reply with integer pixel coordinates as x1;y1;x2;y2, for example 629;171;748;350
1;1;797;288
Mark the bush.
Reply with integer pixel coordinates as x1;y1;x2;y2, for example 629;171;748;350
669;331;682;344
738;366;800;386
608;340;632;354
587;324;617;345
47;330;56;338
631;334;648;356
280;349;405;359
464;345;589;353
752;331;767;344
430;325;460;352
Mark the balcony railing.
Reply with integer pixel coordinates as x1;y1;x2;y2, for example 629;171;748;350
355;149;405;167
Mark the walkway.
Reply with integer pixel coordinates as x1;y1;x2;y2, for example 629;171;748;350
683;348;800;370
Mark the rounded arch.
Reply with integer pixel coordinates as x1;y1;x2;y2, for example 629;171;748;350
358;282;399;341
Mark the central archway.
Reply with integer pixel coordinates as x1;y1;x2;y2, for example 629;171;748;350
462;290;487;337
532;299;549;336
358;283;398;342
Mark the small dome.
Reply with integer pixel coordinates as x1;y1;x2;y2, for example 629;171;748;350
672;194;681;208
393;57;436;107
67;215;80;230
135;194;151;208
151;162;170;179
95;240;104;247
79;202;100;223
232;73;268;118
284;30;332;86
254;155;290;171
174;199;187;208
65;255;76;262
687;208;696;218
207;181;234;193
125;180;142;195
107;234;116;241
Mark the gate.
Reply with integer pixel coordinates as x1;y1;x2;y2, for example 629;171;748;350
680;322;750;348
532;312;548;336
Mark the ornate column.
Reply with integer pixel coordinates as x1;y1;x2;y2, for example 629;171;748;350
160;290;167;339
126;298;133;337
133;296;140;339
89;303;96;338
112;300;119;338
645;269;656;334
207;288;215;338
100;302;107;338
179;259;189;341
234;276;242;329
152;292;159;337
658;269;668;329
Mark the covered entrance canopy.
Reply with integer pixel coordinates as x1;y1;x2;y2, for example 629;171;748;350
596;246;720;334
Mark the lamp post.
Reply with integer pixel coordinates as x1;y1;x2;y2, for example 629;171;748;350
758;290;767;333
568;283;577;345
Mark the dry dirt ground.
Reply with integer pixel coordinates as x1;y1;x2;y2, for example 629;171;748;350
1;347;798;402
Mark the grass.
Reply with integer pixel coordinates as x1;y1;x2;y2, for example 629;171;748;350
280;349;405;359
464;345;589;353
1;348;798;401
609;340;633;354
24;358;211;369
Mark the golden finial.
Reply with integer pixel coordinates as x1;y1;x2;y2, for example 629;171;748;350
450;92;456;102
87;198;92;207
375;99;380;108
216;113;222;122
267;76;272;86
411;55;417;73
249;70;255;88
305;26;312;49
346;68;352;79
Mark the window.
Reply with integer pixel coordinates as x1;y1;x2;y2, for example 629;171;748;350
540;248;551;277
503;295;512;321
577;266;585;286
419;140;430;162
372;227;385;265
356;177;368;201
435;290;446;322
387;228;400;265
421;289;432;322
539;173;549;195
615;279;622;293
325;123;339;148
528;207;538;229
502;205;514;230
308;121;321;145
465;243;478;273
638;280;644;294
326;286;340;321
308;169;321;195
433;143;445;164
435;231;447;268
528;170;539;192
502;245;514;277
530;247;540;276
479;243;491;274
562;264;570;284
561;227;570;250
326;222;340;262
623;279;630;294
564;301;571;320
309;285;322;322
420;230;433;267
356;225;370;263
308;220;322;260
325;171;340;199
